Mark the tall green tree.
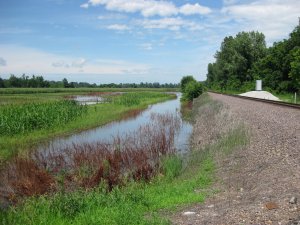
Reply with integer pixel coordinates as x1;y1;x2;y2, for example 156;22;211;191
250;25;300;92
207;31;267;91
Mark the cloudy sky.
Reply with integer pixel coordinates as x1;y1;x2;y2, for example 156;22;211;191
0;0;299;84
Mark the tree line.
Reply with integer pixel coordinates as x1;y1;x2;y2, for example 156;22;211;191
206;25;300;93
0;74;179;89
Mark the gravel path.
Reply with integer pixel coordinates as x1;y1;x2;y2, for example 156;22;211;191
171;93;300;225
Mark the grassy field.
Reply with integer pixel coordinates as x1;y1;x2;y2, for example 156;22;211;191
0;88;178;105
0;93;249;225
0;87;179;96
0;91;175;164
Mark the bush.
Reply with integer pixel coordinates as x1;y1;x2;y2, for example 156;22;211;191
182;81;203;101
180;76;196;92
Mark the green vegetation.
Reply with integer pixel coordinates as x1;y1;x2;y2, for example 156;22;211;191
0;74;179;89
0;87;179;96
1;93;249;225
180;76;203;101
112;92;170;107
0;92;174;164
0;156;211;225
206;25;300;94
0;101;87;136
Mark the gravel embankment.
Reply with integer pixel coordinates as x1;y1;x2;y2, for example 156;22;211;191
172;93;300;225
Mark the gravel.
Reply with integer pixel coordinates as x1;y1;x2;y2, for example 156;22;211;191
171;93;300;225
239;91;280;101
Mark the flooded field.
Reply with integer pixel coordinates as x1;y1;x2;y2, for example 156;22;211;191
1;93;193;202
39;93;192;155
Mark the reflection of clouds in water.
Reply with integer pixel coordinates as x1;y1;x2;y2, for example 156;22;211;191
73;96;104;105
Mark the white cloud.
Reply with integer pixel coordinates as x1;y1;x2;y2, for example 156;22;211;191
139;1;178;17
0;27;32;34
72;58;87;68
138;17;203;31
97;13;127;20
83;0;211;17
52;60;69;68
80;3;89;8
139;43;153;51
0;57;7;66
223;0;241;5
222;0;300;41
106;24;130;31
0;45;150;76
180;3;212;15
52;58;86;68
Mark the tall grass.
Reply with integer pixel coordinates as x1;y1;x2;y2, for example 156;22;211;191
0;101;87;136
0;112;181;202
112;92;174;106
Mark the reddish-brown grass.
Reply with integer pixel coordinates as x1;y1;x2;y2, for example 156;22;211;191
0;112;181;205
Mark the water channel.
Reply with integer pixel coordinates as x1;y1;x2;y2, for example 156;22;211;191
38;93;192;155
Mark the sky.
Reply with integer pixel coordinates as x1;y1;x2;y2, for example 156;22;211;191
0;0;299;84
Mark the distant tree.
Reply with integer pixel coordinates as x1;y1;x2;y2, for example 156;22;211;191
0;77;4;88
8;74;22;87
62;78;69;88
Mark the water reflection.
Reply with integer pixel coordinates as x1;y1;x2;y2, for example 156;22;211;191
39;93;192;154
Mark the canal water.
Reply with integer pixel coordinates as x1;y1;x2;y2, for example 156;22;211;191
38;93;192;154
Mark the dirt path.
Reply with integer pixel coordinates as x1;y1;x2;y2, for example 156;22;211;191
170;93;300;225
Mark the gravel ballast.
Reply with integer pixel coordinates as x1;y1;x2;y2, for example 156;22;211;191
171;92;300;225
239;91;280;101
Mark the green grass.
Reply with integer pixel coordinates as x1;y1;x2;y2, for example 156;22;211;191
0;94;249;225
274;92;300;104
0;155;214;225
0;92;174;164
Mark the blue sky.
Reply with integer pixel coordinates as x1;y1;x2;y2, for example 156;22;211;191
0;0;299;84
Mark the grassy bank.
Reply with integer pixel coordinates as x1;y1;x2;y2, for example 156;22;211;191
0;92;174;164
1;93;249;225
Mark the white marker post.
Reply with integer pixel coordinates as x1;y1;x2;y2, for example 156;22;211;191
256;80;262;91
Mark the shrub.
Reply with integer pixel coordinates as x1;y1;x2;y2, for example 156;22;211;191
182;81;203;101
180;76;196;92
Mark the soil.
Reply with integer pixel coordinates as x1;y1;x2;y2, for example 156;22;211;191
170;93;300;225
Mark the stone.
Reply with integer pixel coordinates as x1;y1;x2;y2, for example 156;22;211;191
289;197;297;204
265;202;279;210
183;211;196;216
